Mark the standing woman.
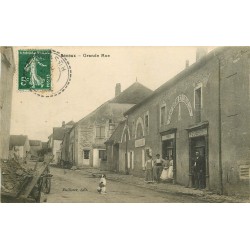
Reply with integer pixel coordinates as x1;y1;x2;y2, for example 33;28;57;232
144;155;154;183
168;155;174;180
160;156;169;181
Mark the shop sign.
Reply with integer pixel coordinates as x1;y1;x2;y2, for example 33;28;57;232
189;128;207;138
135;138;145;148
162;133;175;141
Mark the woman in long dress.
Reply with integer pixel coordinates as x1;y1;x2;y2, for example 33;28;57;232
168;156;174;179
160;156;169;181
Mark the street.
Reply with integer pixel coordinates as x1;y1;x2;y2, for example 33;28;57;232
46;167;206;203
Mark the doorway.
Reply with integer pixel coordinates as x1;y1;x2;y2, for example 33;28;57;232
83;150;90;166
162;139;175;159
190;136;207;188
113;144;119;172
162;138;176;180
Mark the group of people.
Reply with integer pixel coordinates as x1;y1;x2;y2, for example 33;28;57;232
144;153;174;183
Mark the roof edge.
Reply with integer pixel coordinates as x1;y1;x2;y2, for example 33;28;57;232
124;46;229;116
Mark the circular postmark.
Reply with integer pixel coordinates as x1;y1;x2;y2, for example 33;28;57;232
33;50;72;97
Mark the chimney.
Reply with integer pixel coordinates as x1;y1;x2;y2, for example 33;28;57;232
115;83;121;97
196;47;208;61
62;121;65;128
185;60;189;68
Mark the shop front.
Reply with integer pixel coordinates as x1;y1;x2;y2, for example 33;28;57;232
161;128;177;183
187;123;209;189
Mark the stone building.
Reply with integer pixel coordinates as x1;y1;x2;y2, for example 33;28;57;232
107;47;250;196
0;47;15;160
61;121;75;166
9;135;30;161
50;121;74;164
69;82;153;168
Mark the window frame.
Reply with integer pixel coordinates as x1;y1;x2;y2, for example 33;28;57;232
95;126;105;139
194;83;203;123
194;83;203;109
160;103;167;126
83;150;90;159
144;111;149;134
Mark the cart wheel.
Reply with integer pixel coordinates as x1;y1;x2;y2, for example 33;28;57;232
43;178;51;194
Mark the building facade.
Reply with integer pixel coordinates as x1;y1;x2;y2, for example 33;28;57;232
70;82;153;168
61;121;75;166
109;47;250;196
9;135;30;161
0;47;15;160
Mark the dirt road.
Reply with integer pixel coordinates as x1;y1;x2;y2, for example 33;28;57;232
46;167;205;203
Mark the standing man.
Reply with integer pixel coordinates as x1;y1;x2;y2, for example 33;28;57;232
153;154;164;183
193;151;205;190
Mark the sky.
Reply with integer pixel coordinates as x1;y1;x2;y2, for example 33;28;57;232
10;46;215;141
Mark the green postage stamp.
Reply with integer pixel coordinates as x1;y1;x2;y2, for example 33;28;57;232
18;50;51;90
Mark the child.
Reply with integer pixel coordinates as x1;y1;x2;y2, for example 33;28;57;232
97;174;107;194
160;156;169;181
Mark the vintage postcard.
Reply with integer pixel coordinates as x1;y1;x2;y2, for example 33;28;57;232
0;46;249;203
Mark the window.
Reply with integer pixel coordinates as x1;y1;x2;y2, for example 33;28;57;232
124;133;127;142
144;111;149;133
136;123;144;138
96;126;105;138
83;150;90;159
132;120;135;138
160;105;166;126
99;150;107;161
145;115;149;128
109;123;115;130
195;87;202;123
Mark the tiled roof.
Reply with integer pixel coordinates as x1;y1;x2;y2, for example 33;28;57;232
66;120;74;125
9;135;28;148
29;140;41;146
77;82;152;125
110;82;153;104
105;121;126;144
53;127;65;140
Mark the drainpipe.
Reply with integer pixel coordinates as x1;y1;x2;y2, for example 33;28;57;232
125;115;129;175
217;56;224;194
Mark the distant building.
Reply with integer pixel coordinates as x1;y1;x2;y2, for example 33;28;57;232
50;121;74;164
105;120;127;172
61;121;75;166
29;140;42;156
107;47;250;196
70;82;153;168
9;135;30;161
42;142;48;150
0;47;15;160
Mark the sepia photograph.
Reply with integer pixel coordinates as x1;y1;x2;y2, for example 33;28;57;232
1;2;250;250
1;46;249;203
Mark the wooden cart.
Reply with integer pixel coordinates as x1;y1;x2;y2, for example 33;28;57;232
1;162;52;203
